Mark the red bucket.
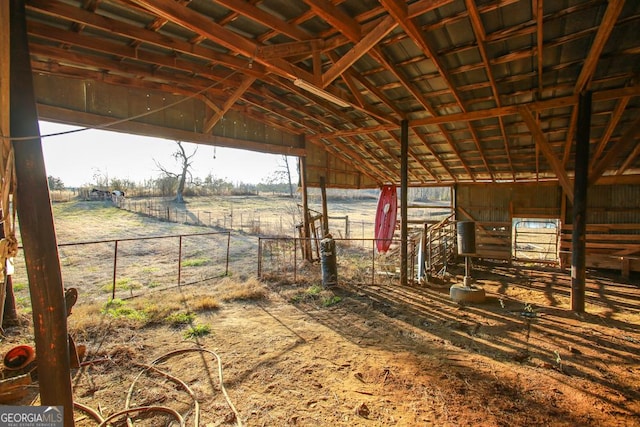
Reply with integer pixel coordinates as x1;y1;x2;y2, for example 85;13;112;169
3;345;36;370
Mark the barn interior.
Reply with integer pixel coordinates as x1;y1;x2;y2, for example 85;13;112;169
1;0;639;424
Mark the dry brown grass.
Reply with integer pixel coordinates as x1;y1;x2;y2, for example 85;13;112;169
67;277;261;342
216;276;268;302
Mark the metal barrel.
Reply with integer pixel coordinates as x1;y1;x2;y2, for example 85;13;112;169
320;236;338;287
456;221;476;255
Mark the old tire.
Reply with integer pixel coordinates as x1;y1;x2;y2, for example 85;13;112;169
450;284;486;303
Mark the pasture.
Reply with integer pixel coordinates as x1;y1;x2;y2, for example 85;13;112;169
1;195;639;426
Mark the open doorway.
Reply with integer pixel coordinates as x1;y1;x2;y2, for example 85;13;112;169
512;218;560;263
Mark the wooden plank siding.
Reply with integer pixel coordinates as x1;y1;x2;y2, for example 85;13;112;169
560;184;640;277
455;183;640;276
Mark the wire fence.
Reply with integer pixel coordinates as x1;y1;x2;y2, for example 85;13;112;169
258;237;420;286
115;197;375;240
13;231;231;304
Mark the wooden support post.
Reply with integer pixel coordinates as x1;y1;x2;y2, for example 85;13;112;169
9;0;75;424
1;3;18;330
571;91;592;314
621;257;630;279
400;119;408;286
320;176;329;237
299;156;312;261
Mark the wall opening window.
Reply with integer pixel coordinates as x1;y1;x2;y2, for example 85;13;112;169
512;218;560;262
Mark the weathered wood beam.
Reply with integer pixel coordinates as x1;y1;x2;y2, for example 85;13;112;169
1;1;9;162
411;129;456;181
574;0;625;93
368;48;474;180
37;104;306;156
299;155;313;261
387;130;439;183
592;96;629;162
307;137;388;184
203;76;256;133
27;0;265;75
571;91;591;314
10;0;74;423
380;0;465;108
256;40;322;60
519;105;574;202
321;15;396;88
410;85;640;127
535;0;544;95
616;140;640;176
400;119;408;286
215;0;312;41
589;114;640;185
563;0;626;168
464;0;509;181
130;0;315;83
302;0;361;42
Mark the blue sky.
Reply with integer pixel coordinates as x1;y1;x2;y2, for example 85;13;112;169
39;121;297;187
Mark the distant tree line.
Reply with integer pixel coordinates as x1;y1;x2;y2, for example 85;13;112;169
47;173;295;198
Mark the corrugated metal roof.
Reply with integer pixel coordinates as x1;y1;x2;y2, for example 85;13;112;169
14;0;640;188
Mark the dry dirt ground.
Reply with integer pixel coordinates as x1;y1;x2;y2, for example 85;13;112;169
0;199;639;426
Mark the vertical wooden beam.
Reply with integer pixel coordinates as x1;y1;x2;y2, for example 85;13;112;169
0;0;9;159
320;176;329;237
299;155;312;262
9;1;75;424
571;91;592;314
1;0;15;330
400;119;408;286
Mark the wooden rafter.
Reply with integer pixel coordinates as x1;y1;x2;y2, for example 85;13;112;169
368;46;475;180
519;106;574;202
215;0;311;42
12;0;640;188
321;15;396;88
592;96;630;163
562;0;625;167
617;140;640;176
27;0;266;75
129;0;315;83
203;76;256;133
535;0;544;95
589;114;640;185
386;131;439;183
465;0;514;180
574;0;625;93
302;0;361;42
411;129;456;181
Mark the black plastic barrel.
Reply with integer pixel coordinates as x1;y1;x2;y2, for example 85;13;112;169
457;221;476;255
320;236;338;287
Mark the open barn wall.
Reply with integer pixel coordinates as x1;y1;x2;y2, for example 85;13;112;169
33;73;306;156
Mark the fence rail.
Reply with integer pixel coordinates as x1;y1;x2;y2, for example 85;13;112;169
15;231;231;303
258;237;419;286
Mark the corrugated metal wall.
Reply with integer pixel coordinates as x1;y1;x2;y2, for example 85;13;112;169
574;184;640;226
305;142;379;188
456;182;562;260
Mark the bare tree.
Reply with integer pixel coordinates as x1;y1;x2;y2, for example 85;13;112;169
280;155;294;197
154;141;197;203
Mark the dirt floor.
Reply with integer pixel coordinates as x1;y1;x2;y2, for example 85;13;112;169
1;260;639;426
1;199;639;426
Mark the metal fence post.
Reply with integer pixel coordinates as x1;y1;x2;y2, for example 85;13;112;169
178;235;183;286
112;240;118;300
225;231;230;276
257;237;262;279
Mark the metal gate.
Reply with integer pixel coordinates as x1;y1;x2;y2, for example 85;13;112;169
513;219;560;262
